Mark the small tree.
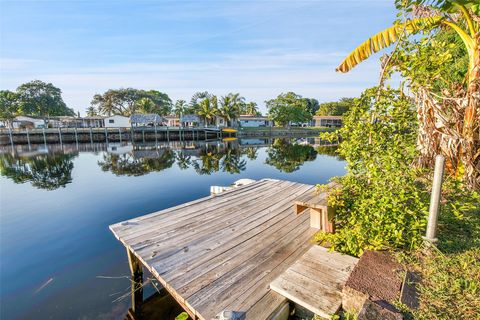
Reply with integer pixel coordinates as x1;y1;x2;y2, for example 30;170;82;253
16;80;74;120
0;90;19;128
316;98;354;116
266;92;311;127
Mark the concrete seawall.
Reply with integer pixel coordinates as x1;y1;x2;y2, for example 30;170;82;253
0;127;225;145
238;127;334;138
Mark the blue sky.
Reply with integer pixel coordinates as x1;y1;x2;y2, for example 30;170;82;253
0;0;398;115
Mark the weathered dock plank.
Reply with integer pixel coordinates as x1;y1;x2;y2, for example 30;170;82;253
110;179;317;320
270;245;358;319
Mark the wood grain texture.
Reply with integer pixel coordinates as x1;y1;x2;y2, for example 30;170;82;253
110;179;317;320
270;245;358;319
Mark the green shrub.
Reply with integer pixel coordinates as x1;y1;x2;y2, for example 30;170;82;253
316;87;429;256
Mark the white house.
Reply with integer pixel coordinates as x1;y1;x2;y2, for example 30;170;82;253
180;114;202;127
104;115;130;128
164;115;180;127
239;115;272;128
11;116;46;129
312;116;343;128
215;115;228;127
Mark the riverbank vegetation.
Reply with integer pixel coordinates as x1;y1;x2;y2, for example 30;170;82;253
316;0;479;318
2;81;351;129
315;98;354;117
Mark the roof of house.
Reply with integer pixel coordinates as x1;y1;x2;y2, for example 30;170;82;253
164;115;180;120
14;116;44;122
130;113;163;123
239;115;269;121
82;116;105;120
180;114;201;122
105;115;130;119
313;115;343;120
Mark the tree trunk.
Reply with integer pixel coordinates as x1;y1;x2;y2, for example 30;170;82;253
462;45;480;190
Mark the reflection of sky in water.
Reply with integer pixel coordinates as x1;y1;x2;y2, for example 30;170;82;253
0;138;345;319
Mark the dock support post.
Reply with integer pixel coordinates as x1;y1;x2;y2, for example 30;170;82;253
142;129;145;143
43;128;47;146
127;248;143;316
74;127;78;145
104;128;108;143
154;124;158;144
8;128;14;146
90;127;93;144
167;126;170;142
26;128;31;150
118;128;122;142
58;128;63;145
424;155;445;244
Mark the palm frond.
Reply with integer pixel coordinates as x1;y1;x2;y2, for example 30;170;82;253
336;16;443;73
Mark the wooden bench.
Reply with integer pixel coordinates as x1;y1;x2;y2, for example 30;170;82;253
293;185;336;233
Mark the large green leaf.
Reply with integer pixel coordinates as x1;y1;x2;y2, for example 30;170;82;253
336;16;443;73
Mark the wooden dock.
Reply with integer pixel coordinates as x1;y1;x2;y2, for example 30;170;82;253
270;246;358;318
110;179;356;320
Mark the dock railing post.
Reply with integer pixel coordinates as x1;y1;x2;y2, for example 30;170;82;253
127;248;143;316
424;155;445;244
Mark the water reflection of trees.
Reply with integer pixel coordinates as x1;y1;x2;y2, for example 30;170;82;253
98;149;175;176
265;139;318;173
0;153;76;190
244;147;258;160
192;143;246;175
98;143;249;176
0;138;339;187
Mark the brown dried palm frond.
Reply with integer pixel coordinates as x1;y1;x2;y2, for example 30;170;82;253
415;86;479;189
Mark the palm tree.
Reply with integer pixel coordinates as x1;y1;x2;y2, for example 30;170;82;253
190;91;211;109
136;97;155;114
245;102;260;116
92;92;118;116
230;93;245;123
219;95;237;126
86;106;98;117
173;100;188;116
336;1;479;189
197;96;218;126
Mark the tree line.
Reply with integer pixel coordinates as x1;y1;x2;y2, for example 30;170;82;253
0;80;75;125
1;80;353;127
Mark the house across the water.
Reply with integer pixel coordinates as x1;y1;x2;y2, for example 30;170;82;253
104;115;130;128
81;116;105;128
130;114;164;127
164;115;181;127
239;115;272;127
7;116;46;129
180;114;202;127
313;115;343;128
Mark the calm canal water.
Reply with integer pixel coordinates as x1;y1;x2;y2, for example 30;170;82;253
0;137;345;320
